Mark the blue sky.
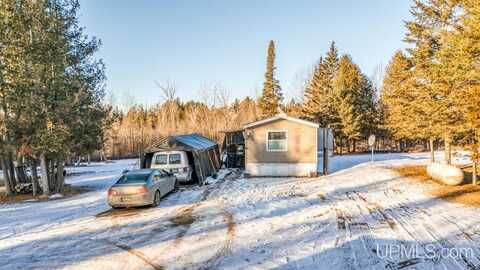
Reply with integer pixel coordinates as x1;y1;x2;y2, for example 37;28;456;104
78;0;413;107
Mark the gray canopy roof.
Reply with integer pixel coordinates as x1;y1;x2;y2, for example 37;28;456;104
145;133;217;153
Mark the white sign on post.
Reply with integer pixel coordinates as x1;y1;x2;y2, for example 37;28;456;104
368;135;376;164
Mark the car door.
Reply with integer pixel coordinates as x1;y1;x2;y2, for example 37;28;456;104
160;169;175;193
151;172;162;196
157;170;168;195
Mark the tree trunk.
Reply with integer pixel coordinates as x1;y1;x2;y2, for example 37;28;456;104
444;136;452;165
7;154;16;188
338;138;343;154
30;159;40;196
14;163;27;183
39;152;50;196
429;138;435;163
353;140;356;153
0;155;15;196
473;161;477;185
48;159;55;190
56;158;65;193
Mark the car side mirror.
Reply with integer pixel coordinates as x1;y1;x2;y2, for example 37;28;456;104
122;169;130;174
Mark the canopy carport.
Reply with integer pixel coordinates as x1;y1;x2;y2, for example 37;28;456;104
142;134;221;185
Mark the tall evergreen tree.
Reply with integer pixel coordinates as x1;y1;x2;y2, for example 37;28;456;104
404;0;460;163
381;51;418;139
258;40;282;118
333;55;365;152
324;41;340;87
436;0;480;180
302;41;339;127
302;57;328;123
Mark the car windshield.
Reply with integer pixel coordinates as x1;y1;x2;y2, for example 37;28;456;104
117;172;150;184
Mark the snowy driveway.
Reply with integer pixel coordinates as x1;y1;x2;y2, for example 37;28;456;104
1;154;480;269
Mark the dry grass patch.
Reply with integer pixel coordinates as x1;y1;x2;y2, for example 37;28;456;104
0;185;90;204
390;165;480;208
431;185;480;208
391;165;431;183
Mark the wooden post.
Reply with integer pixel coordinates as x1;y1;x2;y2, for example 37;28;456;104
323;129;328;176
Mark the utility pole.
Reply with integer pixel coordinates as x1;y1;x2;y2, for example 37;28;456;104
322;128;329;175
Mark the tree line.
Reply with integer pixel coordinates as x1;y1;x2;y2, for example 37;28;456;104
0;0;107;196
105;39;381;159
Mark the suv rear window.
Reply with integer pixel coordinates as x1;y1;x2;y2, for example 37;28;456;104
169;154;181;164
117;173;150;184
155;154;167;165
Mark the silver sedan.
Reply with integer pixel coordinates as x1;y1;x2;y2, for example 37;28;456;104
108;169;178;208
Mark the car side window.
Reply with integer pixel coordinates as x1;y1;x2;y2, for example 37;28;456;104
160;169;170;177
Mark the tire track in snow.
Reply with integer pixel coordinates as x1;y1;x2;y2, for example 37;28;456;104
103;239;165;270
344;191;399;270
196;208;236;270
95;209;167;270
391;197;480;269
346;189;439;270
331;197;357;270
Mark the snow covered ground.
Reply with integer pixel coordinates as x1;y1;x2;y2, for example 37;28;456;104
1;153;480;269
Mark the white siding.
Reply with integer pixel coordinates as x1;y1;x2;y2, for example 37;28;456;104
246;163;317;177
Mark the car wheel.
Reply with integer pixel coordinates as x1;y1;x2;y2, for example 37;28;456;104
153;191;161;207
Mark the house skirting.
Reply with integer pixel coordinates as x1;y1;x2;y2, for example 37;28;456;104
245;163;317;177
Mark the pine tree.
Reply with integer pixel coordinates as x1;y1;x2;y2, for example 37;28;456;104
359;75;378;139
302;41;339;127
302;57;329;124
436;0;480;180
404;0;460;163
324;41;340;87
381;51;417;139
283;99;303;118
258;40;283;118
333;55;365;152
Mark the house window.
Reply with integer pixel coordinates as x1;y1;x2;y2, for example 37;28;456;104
266;131;287;151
